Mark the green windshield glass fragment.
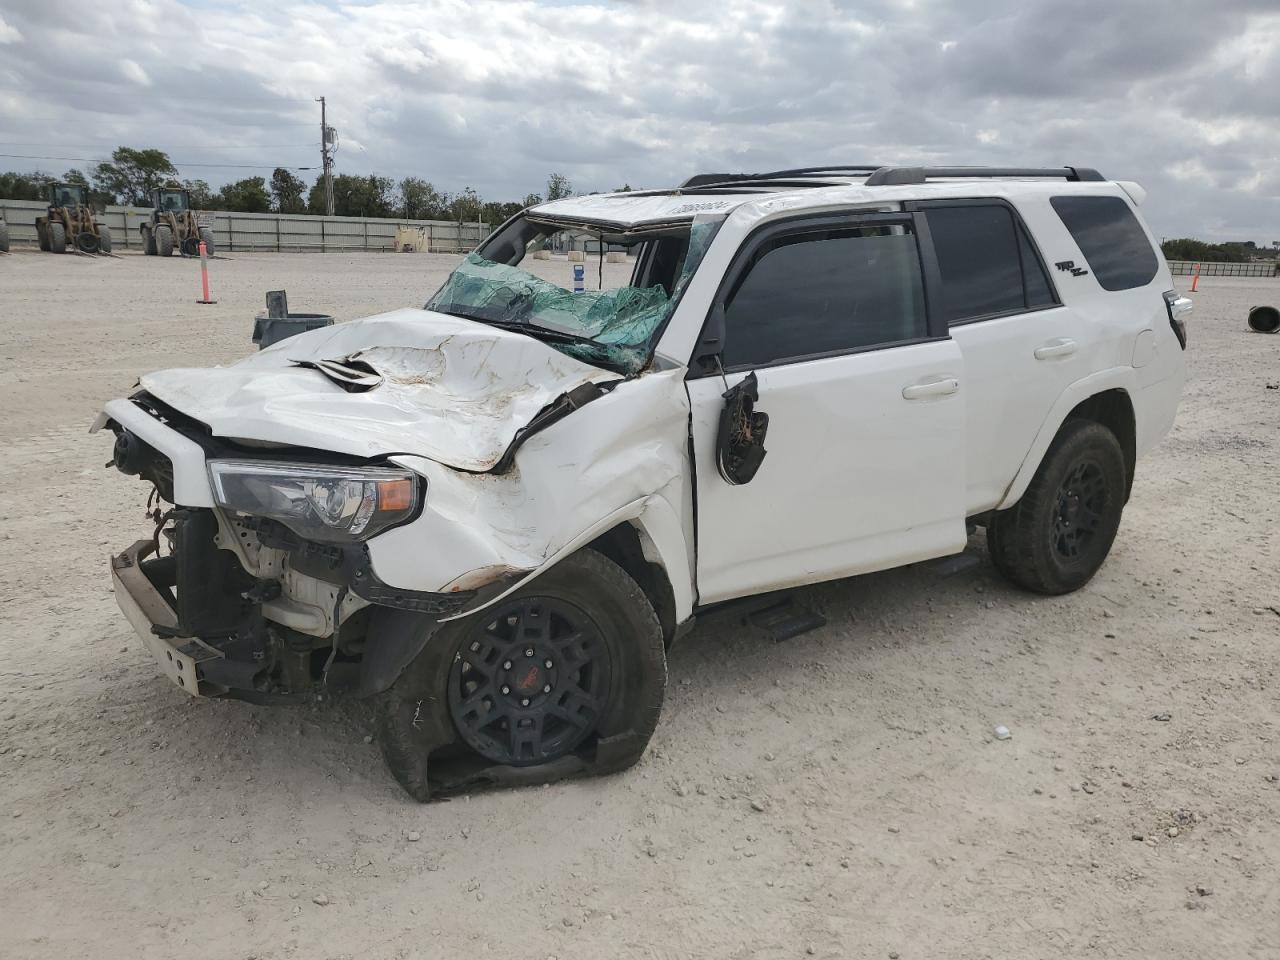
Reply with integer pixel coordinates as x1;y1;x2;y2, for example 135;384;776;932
426;216;724;374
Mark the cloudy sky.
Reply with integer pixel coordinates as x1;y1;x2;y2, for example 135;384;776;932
1;0;1277;241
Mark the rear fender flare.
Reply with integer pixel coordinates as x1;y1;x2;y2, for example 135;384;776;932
997;368;1137;510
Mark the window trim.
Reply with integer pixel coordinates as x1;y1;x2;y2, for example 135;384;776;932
904;197;1062;327
688;209;948;377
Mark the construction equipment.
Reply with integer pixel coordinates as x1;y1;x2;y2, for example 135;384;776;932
0;213;9;253
141;186;214;257
35;183;111;254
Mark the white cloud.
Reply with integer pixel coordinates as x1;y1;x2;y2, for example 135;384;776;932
0;0;1276;239
0;15;22;44
120;59;151;87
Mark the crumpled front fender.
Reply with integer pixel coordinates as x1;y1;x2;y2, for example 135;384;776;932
365;368;694;616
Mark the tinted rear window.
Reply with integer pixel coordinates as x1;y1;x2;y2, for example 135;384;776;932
924;204;1059;323
1050;195;1158;291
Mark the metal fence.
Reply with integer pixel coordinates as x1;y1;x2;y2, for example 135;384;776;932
1168;260;1278;278
0;198;488;253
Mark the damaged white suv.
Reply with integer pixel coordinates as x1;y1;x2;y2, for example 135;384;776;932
97;165;1189;800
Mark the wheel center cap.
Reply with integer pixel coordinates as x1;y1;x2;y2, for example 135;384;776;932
513;664;542;693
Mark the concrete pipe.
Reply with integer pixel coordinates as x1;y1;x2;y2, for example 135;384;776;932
1247;305;1280;334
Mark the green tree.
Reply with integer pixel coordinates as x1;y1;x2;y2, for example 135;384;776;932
182;179;214;209
308;173;395;217
449;186;481;223
1160;238;1248;263
215;176;272;213
270;168;307;214
0;170;56;201
546;172;572;201
92;147;178;205
398;176;444;219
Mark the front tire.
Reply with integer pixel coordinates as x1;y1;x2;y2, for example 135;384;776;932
199;226;215;256
376;548;667;801
48;222;66;254
97;225;112;253
155;224;173;257
988;419;1127;595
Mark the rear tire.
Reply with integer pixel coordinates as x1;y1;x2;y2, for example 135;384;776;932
48;222;66;254
376;548;667;801
97;225;112;253
142;226;156;255
0;221;9;253
155;224;173;258
987;419;1127;595
37;222;50;252
198;227;215;256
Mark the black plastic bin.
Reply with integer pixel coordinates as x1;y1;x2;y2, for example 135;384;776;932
252;313;334;349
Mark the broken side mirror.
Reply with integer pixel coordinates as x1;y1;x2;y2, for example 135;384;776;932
715;371;769;485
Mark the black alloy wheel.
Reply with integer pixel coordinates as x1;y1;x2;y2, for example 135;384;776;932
448;597;612;766
986;419;1127;595
1052;459;1109;560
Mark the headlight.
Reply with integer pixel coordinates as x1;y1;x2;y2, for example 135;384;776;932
207;460;420;543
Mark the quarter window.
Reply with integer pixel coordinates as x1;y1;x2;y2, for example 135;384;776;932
924;204;1057;324
1050;195;1159;291
722;224;927;369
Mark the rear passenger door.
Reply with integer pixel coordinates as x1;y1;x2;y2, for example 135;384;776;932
910;200;1085;515
687;213;967;605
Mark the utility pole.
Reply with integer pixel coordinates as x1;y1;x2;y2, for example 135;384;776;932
317;96;335;216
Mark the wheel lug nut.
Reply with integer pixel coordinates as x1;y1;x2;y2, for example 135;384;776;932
503;660;512;670
525;648;534;657
501;685;510;695
542;684;551;694
520;698;530;707
544;659;553;668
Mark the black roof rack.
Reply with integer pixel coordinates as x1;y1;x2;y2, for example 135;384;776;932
680;166;884;189
863;166;1105;186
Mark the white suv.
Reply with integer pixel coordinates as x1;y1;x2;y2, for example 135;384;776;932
97;165;1190;799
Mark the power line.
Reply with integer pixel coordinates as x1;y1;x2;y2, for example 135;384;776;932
0;153;316;171
0;141;319;150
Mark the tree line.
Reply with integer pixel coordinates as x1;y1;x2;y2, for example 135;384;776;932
1159;237;1276;263
0;147;589;223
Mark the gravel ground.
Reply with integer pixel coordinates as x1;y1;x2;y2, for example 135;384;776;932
0;250;1277;960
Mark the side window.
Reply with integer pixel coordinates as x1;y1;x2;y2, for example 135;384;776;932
1019;223;1056;308
924;204;1057;324
722;224;927;369
1050;195;1158;291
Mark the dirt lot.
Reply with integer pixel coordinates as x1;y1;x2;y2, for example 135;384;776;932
1;250;1277;960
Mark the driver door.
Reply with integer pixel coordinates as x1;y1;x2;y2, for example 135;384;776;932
687;212;967;604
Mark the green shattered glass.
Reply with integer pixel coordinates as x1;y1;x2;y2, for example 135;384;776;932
426;216;724;374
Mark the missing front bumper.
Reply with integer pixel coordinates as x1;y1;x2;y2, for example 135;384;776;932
110;540;229;698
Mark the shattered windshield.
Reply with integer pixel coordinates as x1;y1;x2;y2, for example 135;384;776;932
426;213;724;374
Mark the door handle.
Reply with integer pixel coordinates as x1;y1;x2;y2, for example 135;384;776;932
1034;338;1077;360
901;377;959;400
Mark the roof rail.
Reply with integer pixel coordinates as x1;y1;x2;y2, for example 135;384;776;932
864;166;1105;186
680;166;885;189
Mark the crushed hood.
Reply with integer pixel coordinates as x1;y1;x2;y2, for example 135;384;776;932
140;308;622;472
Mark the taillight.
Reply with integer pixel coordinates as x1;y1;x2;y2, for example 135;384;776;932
1163;290;1190;350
